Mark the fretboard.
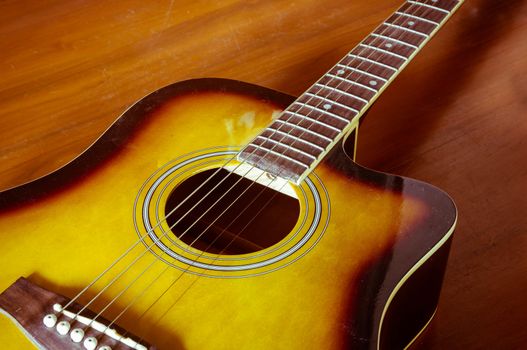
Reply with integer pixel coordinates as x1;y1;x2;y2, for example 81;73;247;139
239;0;464;183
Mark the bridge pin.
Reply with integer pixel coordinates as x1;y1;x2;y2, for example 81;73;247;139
83;336;98;350
42;314;57;328
70;328;85;342
56;320;70;335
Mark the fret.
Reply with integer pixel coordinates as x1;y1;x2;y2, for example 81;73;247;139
279;113;340;139
305;92;360;116
315;83;369;104
244;144;309;169
335;64;388;82
374;25;425;47
273;119;334;142
326;72;378;93
340;55;395;80
399;3;447;23
369;33;418;49
384;22;429;38
291;99;352;127
395;11;439;26
358;43;408;61
406;0;450;15
347;54;398;72
254;136;317;160
284;108;342;133
262;128;325;152
319;73;377;101
387;13;438;37
426;0;461;13
289;103;350;130
428;0;461;12
255;133;324;164
239;145;310;182
350;46;406;71
361;37;414;59
267;123;332;149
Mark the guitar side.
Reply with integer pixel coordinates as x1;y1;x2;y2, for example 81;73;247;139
0;78;456;350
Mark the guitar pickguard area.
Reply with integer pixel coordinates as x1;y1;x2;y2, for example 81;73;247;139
133;146;330;278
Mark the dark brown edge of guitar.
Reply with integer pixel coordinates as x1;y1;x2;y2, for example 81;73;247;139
0;78;456;350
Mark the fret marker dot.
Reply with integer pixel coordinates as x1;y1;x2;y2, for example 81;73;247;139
408;21;415;26
337;69;345;75
323;103;332;110
369;80;378;86
385;43;393;48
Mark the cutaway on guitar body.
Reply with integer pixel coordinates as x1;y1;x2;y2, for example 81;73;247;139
0;0;466;347
0;78;457;350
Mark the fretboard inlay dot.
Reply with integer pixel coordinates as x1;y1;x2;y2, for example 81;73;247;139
337;69;345;75
369;80;378;86
323;103;332;110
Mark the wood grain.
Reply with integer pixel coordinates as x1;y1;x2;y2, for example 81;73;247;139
0;0;525;348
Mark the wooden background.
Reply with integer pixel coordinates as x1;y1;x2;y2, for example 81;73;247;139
0;0;525;348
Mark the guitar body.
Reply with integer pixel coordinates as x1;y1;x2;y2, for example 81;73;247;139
0;78;456;350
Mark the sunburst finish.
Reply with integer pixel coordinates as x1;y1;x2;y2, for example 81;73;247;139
0;79;456;349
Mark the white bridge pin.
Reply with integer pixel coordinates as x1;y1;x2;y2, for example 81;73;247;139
71;328;85;343
83;336;98;350
56;320;71;335
98;346;112;350
43;314;57;328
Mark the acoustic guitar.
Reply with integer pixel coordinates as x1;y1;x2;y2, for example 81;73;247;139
0;1;463;349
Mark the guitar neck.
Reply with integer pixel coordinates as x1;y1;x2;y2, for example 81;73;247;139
239;0;464;183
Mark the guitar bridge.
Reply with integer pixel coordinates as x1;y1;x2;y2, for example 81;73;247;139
0;277;155;350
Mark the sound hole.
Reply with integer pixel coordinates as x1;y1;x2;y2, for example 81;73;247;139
164;168;300;255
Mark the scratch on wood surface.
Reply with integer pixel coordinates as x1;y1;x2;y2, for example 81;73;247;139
164;0;175;28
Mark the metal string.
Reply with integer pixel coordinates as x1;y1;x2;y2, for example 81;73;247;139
81;160;284;332
99;163;288;345
93;0;440;338
69;0;438;328
54;0;444;343
108;0;443;339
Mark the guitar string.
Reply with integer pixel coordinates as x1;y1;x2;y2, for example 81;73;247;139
57;17;380;315
78;160;285;336
92;1;439;342
60;151;282;329
97;10;438;345
54;0;440;342
131;177;290;346
60;0;438;338
56;29;354;319
65;0;438;340
108;1;442;342
56;11;383;326
98;165;289;346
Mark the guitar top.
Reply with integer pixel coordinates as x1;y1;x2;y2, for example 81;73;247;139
0;1;463;349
